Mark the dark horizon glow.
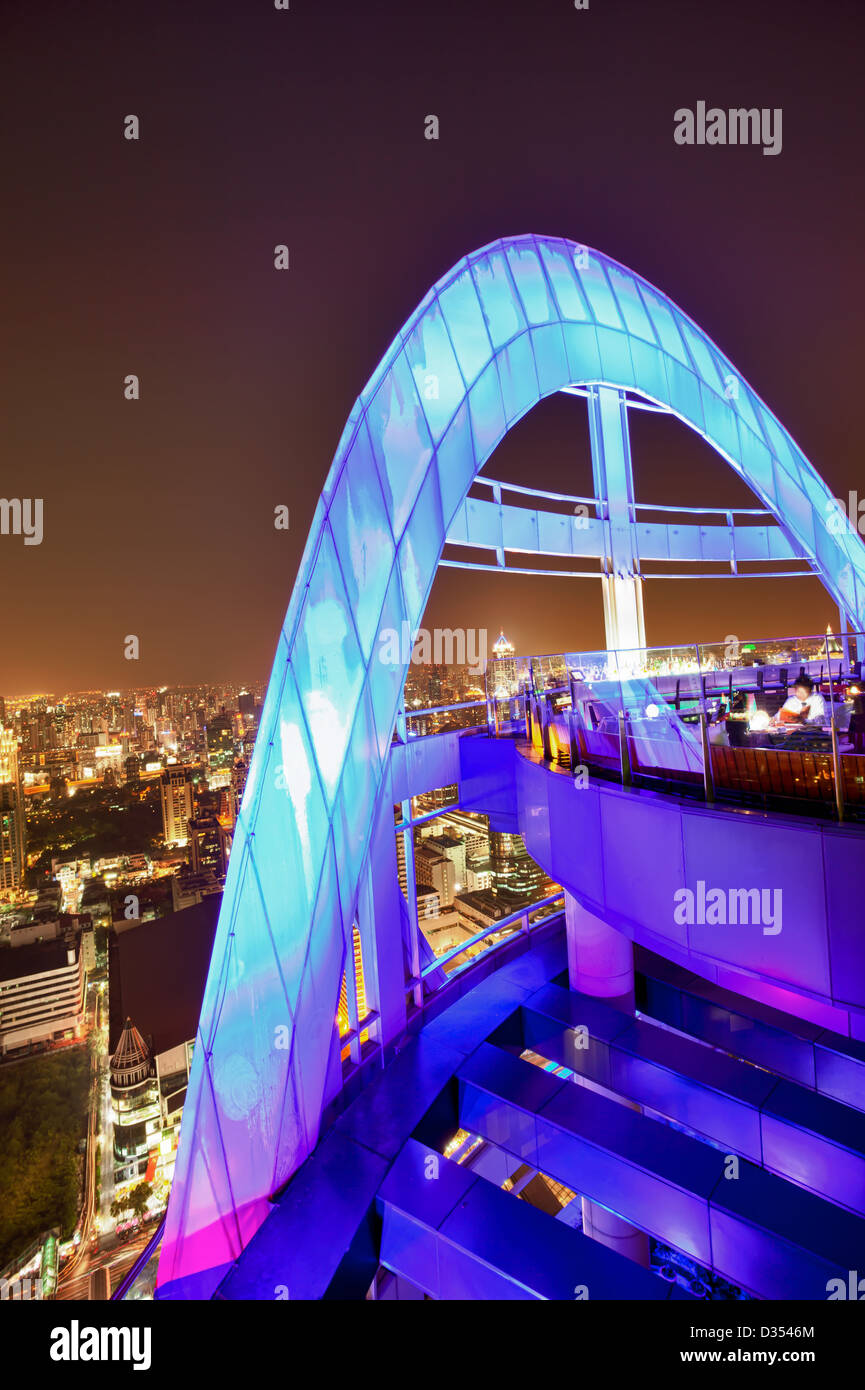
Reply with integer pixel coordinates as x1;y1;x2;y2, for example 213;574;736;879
2;0;864;690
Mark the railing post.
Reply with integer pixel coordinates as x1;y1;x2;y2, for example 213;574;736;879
827;631;845;822
699;711;715;805
830;720;845;823
540;698;553;761
567;708;580;773
618;710;632;786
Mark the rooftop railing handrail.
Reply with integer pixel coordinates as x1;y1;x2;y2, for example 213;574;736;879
527;633;862;664
473;475;774;518
405;698;487;717
420;891;565;978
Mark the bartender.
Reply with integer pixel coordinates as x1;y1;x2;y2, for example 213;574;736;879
775;675;826;725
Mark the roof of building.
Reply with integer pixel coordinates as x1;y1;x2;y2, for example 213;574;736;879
426;833;463;850
0;937;73;982
110;1017;151;1072
108;894;220;1057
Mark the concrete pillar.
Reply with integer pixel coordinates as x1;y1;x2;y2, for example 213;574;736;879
565;891;635;1012
580;1199;651;1266
565;891;649;1267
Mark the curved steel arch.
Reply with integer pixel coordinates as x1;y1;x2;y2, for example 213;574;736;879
160;235;865;1296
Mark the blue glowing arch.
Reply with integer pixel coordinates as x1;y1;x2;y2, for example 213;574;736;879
160;235;865;1295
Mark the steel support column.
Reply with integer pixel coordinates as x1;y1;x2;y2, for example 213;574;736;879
587;385;646;654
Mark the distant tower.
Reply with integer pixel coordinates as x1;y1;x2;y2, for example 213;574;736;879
110;1018;160;1186
205;714;235;789
188;816;231;881
160;766;193;847
490;631;518;696
0;726;26;891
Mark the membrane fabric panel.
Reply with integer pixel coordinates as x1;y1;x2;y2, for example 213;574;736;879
159;235;865;1296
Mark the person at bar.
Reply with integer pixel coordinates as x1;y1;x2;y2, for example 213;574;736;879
775;674;826;726
846;694;865;752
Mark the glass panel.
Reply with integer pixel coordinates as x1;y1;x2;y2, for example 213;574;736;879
470;249;526;348
368;349;434;539
696;634;845;810
328;421;396;663
639;286;690;365
575;257;624;329
497;331;540;424
487;652;531;737
528;323;569;396
403;295;467;443
505;240;556;324
679;320;725;393
595;325;636;387
560;648;626;775
538;239;591;321
467;359;507;457
606;264;657;343
437;270;493;387
614;644;704;783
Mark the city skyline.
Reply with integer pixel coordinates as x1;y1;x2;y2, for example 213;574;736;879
3;0;865;1330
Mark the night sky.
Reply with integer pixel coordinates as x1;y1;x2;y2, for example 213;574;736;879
2;0;863;695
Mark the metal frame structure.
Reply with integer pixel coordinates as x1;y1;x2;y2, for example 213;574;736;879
158;235;865;1299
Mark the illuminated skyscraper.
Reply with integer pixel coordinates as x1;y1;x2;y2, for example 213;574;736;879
0;727;25;892
490;631;518;697
0;725;18;783
160;766;194;847
489;830;549;900
205;714;235;790
205;715;234;772
188;816;231;882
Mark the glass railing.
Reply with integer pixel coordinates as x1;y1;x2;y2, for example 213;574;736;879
485;654;532;736
403;699;487;738
420;891;565;984
518;631;865;821
396;630;865;819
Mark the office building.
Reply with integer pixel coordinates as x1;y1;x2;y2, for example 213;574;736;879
0;923;88;1056
160;766;193;847
0;727;25;892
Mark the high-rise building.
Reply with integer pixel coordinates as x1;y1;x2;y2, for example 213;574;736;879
205;715;234;774
0;724;18;783
489;830;549;900
188;816;231;881
110;1019;161;1187
423;832;467;889
0;925;87;1055
160;766;193;847
0;727;26;892
414;844;456;909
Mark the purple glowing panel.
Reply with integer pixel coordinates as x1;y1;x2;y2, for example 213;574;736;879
159;235;865;1297
709;1162;865;1300
760;1081;865;1214
814;1032;865;1113
534;1081;721;1266
610;1019;773;1164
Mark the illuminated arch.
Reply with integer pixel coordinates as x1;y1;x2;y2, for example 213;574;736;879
160;235;865;1294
